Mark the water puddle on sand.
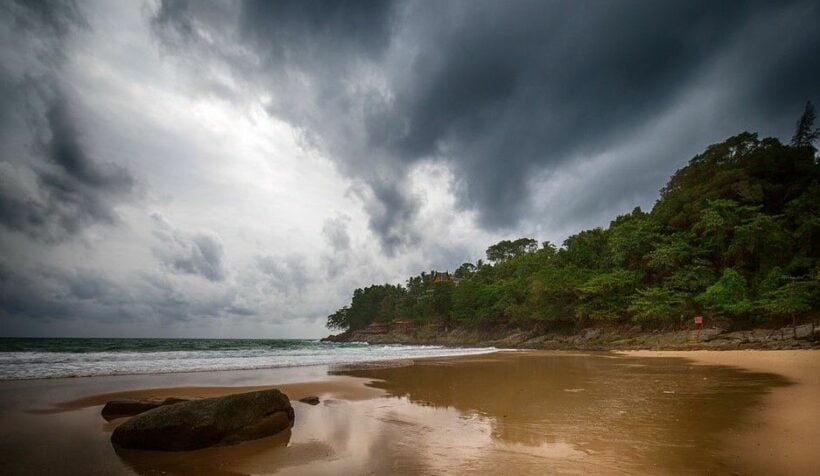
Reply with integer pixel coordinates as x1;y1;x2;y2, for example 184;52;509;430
111;351;791;475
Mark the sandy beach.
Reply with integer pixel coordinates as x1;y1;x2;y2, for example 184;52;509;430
623;350;820;476
0;350;817;475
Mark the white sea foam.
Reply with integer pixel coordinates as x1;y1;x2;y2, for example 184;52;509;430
0;342;497;380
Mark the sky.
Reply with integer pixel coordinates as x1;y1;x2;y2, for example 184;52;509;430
0;0;818;338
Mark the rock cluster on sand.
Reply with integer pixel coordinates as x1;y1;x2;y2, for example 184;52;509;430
111;389;294;451
101;397;191;421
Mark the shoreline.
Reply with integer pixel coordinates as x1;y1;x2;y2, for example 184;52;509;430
324;324;820;351
0;340;500;382
1;350;817;474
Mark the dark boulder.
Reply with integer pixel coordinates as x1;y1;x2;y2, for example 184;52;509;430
298;395;320;405
102;397;191;421
111;389;294;451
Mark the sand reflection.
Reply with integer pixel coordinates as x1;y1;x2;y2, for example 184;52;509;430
332;351;790;474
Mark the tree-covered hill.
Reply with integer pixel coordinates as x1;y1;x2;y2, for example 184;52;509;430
327;105;820;333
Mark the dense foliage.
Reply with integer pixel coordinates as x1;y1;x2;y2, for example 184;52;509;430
328;106;820;332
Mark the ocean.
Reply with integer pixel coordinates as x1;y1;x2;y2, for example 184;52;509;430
0;338;496;380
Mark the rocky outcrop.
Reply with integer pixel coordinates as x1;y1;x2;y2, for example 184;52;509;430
101;397;191;421
320;330;353;342
111;389;294;451
324;322;819;351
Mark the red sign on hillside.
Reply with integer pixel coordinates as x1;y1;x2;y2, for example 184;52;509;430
694;315;703;325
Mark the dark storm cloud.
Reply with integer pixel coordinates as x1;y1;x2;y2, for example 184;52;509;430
0;90;135;242
238;0;394;62
151;213;227;282
361;179;420;253
0;259;130;323
136;272;258;323
150;0;820;245
256;254;310;292
366;0;820;230
711;2;820;120
3;0;86;39
0;0;135;242
0;258;254;330
162;233;225;282
149;1;820;248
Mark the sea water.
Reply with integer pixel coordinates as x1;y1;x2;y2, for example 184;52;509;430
0;338;496;380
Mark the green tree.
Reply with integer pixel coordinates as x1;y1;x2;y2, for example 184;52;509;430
527;265;590;324
693;199;760;263
486;238;538;263
728;213;788;272
427;281;454;320
758;268;814;327
696;269;754;317
608;207;660;269
326;306;350;330
575;269;640;322
560;228;610;270
648;232;697;276
791;101;819;148
628;287;687;324
454;262;477;279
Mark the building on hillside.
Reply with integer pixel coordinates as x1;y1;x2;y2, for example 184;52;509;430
432;271;451;283
431;271;462;286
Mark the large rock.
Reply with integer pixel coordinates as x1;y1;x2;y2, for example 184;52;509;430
111;389;294;451
101;397;191;421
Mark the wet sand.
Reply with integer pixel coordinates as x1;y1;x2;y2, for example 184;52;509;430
0;350;817;475
623;350;820;475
